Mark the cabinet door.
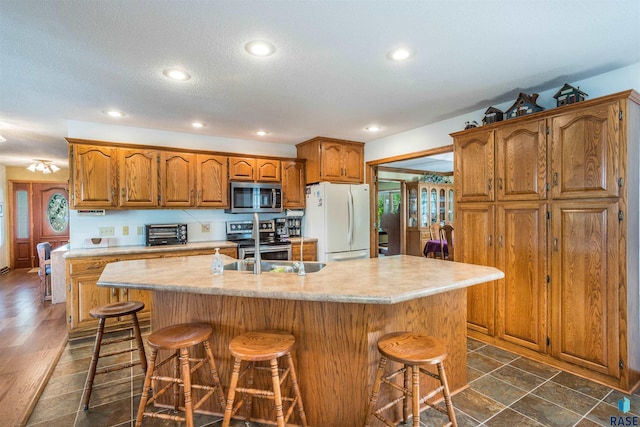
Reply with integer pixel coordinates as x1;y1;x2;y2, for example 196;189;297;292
454;130;495;202
319;142;344;182
71;144;118;208
457;203;496;335
291;241;317;261
160;151;196;207
496;203;547;352
229;157;256;181
342;143;364;183
70;273;113;330
119;148;159;207
495;119;547;201
257;159;281;182
196;154;228;207
551;200;619;377
282;160;305;208
550;101;620;199
119;287;152;316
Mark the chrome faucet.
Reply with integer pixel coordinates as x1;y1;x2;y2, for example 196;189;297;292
297;236;306;276
253;212;261;274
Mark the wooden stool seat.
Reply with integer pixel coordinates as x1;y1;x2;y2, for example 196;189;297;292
229;330;295;361
378;332;448;365
90;300;144;318
82;301;147;410
365;332;457;427
147;322;212;350
222;330;308;427
135;322;226;427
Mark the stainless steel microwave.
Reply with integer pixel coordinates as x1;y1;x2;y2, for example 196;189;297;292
226;182;283;213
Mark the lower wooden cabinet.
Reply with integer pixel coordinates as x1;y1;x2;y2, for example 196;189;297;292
66;247;237;336
291;239;317;261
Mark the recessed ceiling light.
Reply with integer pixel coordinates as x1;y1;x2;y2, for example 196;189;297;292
0;135;6;143
387;47;415;61
163;68;191;81
104;110;125;118
365;125;381;132
245;40;276;57
191;121;205;128
255;130;269;136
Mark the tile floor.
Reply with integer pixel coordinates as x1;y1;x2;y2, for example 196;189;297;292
27;331;639;427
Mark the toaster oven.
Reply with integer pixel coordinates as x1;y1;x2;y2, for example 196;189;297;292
145;224;188;246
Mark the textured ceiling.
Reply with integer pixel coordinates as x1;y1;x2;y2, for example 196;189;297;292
1;0;639;169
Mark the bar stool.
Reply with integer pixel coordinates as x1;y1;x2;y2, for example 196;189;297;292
82;300;147;410
135;322;226;427
365;332;457;427
222;330;308;427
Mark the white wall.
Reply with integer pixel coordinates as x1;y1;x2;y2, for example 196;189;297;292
66;122;297;249
364;62;640;162
0;164;7;270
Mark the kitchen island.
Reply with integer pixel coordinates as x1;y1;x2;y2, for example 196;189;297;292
98;254;503;426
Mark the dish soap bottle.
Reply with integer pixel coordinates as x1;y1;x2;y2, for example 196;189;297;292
211;248;223;275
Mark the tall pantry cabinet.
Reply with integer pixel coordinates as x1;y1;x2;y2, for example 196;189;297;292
452;90;640;392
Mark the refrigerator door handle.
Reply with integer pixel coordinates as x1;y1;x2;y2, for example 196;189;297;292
347;190;354;245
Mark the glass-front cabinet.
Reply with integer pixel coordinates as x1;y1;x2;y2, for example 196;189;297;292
406;182;454;256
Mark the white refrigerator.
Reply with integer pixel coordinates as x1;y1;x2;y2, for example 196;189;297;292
304;182;370;262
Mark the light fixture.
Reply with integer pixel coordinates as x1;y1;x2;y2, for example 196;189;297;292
387;47;415;61
27;160;60;174
245;40;276;57
0;135;6;143
163;68;191;81
104;110;125;118
255;130;269;136
365;125;381;132
191;121;205;128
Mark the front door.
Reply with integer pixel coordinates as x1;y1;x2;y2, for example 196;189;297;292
10;181;69;269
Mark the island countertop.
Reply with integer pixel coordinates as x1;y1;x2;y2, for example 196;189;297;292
98;254;503;304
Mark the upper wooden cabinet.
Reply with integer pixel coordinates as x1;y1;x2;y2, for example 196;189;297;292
229;157;281;182
296;136;364;184
495;119;547;201
550;101;620;199
453;130;494;202
196;154;228;207
70;144;118;208
119;148;159;208
281;160;305;209
160;151;196;207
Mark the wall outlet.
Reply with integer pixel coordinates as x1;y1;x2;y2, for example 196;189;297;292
99;226;115;237
201;223;211;233
122;226;129;236
137;226;144;235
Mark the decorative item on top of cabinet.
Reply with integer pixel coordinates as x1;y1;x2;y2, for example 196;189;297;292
159;151;196;207
482;106;504;125
296;136;364;184
119;148;159;207
229;157;281;182
504;92;544;119
452;89;640;392
553;83;588;107
281;160;305;209
196;154;228;207
69;143;118;209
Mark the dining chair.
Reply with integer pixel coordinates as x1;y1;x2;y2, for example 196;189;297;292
439;225;454;261
36;242;52;302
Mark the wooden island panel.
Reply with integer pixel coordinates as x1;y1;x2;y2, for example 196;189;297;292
151;287;466;426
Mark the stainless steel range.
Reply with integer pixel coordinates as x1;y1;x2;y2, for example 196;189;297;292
226;219;292;261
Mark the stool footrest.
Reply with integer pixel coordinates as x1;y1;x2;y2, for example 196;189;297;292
95;360;141;375
142;411;186;423
101;334;137;346
96;346;141;360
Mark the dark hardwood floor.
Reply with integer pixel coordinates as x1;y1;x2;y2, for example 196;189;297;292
0;268;67;427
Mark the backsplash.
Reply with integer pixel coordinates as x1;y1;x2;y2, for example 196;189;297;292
68;209;285;249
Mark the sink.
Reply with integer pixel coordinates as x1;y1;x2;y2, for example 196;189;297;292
223;260;326;274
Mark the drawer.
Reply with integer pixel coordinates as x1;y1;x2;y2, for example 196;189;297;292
68;258;116;275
